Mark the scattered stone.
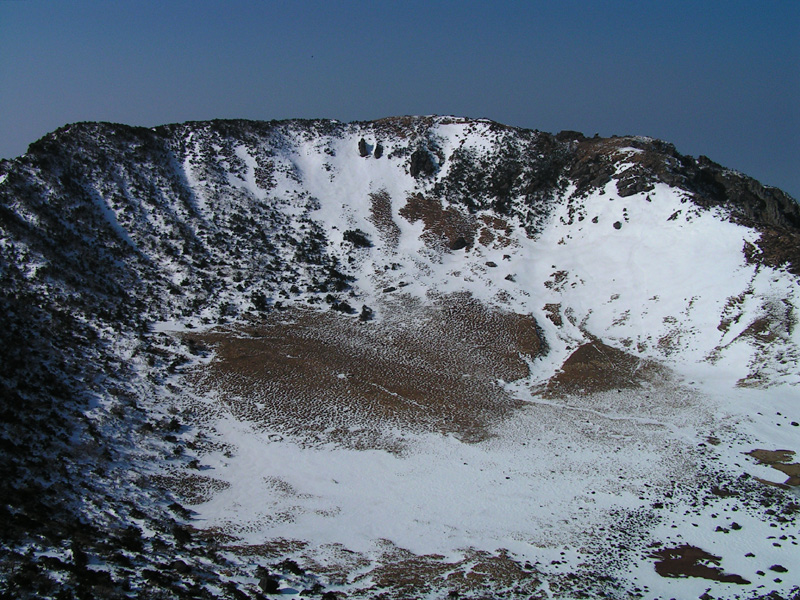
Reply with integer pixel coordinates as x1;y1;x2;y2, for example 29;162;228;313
769;564;788;573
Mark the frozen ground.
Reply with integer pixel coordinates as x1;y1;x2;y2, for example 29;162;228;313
3;116;796;598
149;123;800;598
164;312;796;598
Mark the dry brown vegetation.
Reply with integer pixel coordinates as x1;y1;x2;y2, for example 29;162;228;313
363;545;543;598
544;340;666;397
399;193;477;251
149;473;231;505
368;189;401;250
477;214;516;249
543;303;563;326
747;449;800;488
188;294;542;448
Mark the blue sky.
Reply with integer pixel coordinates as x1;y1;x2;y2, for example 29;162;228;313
1;1;798;198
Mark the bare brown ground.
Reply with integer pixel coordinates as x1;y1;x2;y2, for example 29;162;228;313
368;189;401;250
149;473;231;505
543;303;563;326
477;214;516;249
188;294;542;447
747;449;800;487
648;545;750;584
222;539;548;599
399;193;477;250
544;339;666;397
362;545;543;598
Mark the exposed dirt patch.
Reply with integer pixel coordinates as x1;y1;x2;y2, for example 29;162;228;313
477;214;516;249
543;303;563;326
219;539;630;599
745;227;800;275
648;544;750;584
150;473;231;505
748;449;795;464
368;189;400;250
478;226;495;246
365;546;543;598
771;463;800;484
738;316;781;345
544;340;665;397
543;270;569;292
222;538;310;560
399;193;477;251
268;542;374;588
189;294;542;446
747;449;800;487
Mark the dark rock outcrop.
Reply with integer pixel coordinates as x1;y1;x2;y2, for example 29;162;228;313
358;137;369;157
409;148;438;178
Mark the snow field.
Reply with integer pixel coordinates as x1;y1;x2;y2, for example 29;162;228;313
165;120;799;597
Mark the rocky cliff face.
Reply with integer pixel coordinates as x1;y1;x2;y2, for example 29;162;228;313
1;116;798;599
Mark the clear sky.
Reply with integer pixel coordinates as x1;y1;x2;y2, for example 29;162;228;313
1;1;798;199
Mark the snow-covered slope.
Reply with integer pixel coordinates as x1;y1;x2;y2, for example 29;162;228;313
0;116;798;599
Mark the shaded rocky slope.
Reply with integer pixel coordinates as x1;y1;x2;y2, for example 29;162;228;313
0;116;798;599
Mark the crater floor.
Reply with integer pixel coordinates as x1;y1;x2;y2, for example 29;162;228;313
157;298;798;599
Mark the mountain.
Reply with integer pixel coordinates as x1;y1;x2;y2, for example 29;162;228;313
0;115;798;599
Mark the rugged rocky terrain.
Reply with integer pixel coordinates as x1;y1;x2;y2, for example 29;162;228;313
0;116;798;599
